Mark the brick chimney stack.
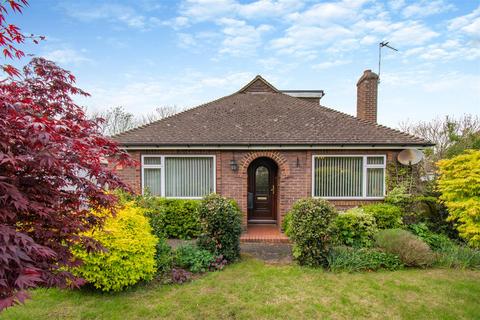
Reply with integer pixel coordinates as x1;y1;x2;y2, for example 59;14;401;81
356;69;379;123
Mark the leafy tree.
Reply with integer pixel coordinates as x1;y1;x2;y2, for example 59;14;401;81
0;58;132;310
399;114;480;164
445;131;480;159
0;0;44;77
436;150;480;248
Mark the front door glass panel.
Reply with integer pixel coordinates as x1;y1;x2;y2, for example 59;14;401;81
255;166;269;194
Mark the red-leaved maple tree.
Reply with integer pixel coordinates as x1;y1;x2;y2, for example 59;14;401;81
0;0;133;311
0;58;133;311
1;0;45;78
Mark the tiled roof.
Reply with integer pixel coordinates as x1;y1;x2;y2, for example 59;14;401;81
113;76;431;147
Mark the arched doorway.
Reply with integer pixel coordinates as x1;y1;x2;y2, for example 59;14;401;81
247;157;278;223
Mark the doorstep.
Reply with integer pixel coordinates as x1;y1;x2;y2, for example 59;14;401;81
240;224;290;244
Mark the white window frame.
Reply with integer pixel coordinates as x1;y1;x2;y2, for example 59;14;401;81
141;154;216;199
311;154;386;200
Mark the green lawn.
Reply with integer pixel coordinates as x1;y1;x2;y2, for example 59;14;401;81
3;258;480;320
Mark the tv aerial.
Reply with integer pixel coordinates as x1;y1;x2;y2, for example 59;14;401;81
397;149;423;166
378;41;398;81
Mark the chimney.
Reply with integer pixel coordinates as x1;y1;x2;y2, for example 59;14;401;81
356;69;379;123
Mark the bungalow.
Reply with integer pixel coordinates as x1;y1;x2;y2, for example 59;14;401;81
113;70;431;230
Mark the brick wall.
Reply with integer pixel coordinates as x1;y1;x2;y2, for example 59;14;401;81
115;149;398;229
356;70;379;123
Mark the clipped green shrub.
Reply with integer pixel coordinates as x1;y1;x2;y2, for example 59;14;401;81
197;194;242;262
141;197;201;239
288;198;338;267
327;246;403;272
362;203;403;229
155;238;173;274
174;244;215;273
72;202;157;291
408;223;455;251
334;208;377;248
375;229;434;267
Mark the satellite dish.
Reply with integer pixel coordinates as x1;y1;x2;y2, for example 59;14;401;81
397;149;423;165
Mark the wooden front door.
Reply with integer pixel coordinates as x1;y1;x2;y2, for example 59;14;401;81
247;158;277;223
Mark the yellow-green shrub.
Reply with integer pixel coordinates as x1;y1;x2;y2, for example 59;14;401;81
334;208;378;248
362;203;403;229
72;202;158;291
437;150;480;248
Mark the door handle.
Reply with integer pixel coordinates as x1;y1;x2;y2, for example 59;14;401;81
271;185;275;195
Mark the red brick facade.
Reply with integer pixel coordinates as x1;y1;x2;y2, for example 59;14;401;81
115;149;398;229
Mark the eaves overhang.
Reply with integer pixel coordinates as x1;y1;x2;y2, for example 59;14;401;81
120;143;434;150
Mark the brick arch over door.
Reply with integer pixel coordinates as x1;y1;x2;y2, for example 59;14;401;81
239;151;290;177
236;151;291;226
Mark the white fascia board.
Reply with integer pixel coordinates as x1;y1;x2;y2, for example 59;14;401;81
122;144;430;151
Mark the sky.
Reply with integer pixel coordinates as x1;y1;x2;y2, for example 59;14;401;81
10;0;480;128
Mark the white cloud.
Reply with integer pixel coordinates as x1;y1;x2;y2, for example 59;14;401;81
44;48;91;65
173;0;440;59
360;35;378;45
354;18;392;34
268;1;438;56
179;0;235;22
80;71;254;114
178;0;303;22
402;0;455;18
286;0;369;26
388;0;405;11
313;59;351;70
270;25;353;56
165;16;190;30
388;21;439;46
178;33;197;48
421;72;480;93
377;69;480;127
238;0;304;18
403;39;480;61
218;18;272;56
448;6;480;36
60;2;161;30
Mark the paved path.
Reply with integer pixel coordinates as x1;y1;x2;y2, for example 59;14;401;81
167;239;293;264
240;242;293;264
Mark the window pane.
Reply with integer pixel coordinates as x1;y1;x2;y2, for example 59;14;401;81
165;157;214;197
144;168;162;196
367;156;384;165
255;166;269;194
314;157;363;197
367;168;384;197
144;157;162;165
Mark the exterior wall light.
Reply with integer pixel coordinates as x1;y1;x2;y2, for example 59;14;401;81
230;159;238;172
